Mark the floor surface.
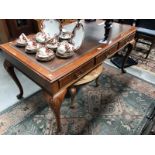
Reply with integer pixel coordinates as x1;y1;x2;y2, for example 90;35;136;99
1;46;155;113
1;64;155;135
0;51;40;112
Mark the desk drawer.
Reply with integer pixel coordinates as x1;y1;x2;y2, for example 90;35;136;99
118;33;135;49
95;50;107;64
118;37;129;49
107;43;118;58
128;33;135;41
96;43;118;64
59;59;95;88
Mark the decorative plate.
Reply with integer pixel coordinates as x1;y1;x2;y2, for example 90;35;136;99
16;33;29;47
62;21;78;33
40;19;61;39
25;41;40;54
36;47;55;61
70;23;85;50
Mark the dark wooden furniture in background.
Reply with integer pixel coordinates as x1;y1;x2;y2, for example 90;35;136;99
135;19;155;59
6;19;38;39
0;19;38;43
117;19;136;26
0;21;136;132
0;20;10;43
113;19;155;59
107;20;137;70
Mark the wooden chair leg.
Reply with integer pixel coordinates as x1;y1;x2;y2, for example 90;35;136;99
134;37;138;50
69;87;77;109
145;43;153;59
121;40;134;73
95;76;100;87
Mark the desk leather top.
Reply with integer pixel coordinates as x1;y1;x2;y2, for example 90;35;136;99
0;21;136;81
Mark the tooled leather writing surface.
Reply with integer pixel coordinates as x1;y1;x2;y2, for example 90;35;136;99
9;21;134;72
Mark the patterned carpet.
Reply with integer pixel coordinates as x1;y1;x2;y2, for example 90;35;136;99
1;64;155;135
130;42;155;74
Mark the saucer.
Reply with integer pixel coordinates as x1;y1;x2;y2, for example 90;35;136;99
56;50;74;59
25;41;40;54
16;33;29;47
16;39;28;47
56;41;75;58
57;41;75;54
36;47;55;61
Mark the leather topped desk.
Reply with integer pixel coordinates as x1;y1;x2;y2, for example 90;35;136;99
0;21;136;132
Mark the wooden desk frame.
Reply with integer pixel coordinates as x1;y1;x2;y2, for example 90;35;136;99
0;22;136;133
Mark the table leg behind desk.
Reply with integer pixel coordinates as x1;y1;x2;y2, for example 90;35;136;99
44;88;67;133
3;59;23;99
121;40;135;73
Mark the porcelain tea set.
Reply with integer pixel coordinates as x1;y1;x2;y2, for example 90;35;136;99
16;19;85;61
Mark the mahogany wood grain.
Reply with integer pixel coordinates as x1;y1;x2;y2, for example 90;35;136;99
0;22;136;82
3;60;23;99
0;21;137;132
44;88;67;133
69;87;77;109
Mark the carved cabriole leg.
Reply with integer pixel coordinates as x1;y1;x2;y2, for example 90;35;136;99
44;88;67;133
69;87;77;109
121;40;135;73
3;59;23;99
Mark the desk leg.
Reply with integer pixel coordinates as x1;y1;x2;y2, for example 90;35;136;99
44;88;67;133
3;59;23;99
69;87;77;109
121;40;135;73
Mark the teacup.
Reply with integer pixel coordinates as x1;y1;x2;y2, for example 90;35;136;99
46;37;59;49
37;47;54;58
36;32;47;43
16;33;29;46
57;41;74;55
25;41;40;53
